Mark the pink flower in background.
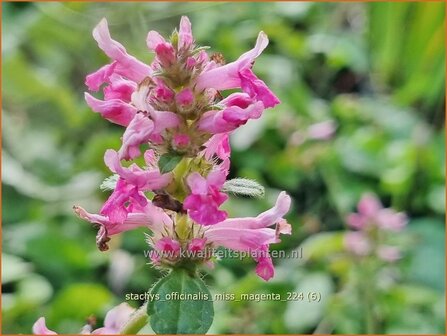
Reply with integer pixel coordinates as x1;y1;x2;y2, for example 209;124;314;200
183;171;228;225
344;193;407;262
377;245;401;262
33;318;57;335
307;120;336;140
346;193;407;231
344;231;371;256
33;303;135;335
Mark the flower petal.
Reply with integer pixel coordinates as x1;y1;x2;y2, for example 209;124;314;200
85;93;136;126
93;18;151;82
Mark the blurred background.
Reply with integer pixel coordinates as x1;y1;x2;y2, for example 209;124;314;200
2;1;445;334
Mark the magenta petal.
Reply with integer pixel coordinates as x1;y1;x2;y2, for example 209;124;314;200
85;93;137;126
85;62;117;91
118;113;155;160
196;31;269;91
239;68;280;108
93;18;151;82
146;30;166;50
178;16;193;50
104;75;137;102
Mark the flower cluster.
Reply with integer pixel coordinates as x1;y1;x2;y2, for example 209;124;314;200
74;16;291;281
344;193;407;262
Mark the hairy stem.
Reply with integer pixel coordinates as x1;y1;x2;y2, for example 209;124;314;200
120;302;149;335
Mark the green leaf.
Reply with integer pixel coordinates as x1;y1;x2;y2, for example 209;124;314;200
158;152;183;174
147;269;214;334
222;178;265;198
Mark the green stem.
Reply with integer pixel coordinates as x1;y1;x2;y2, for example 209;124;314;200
120;302;149;335
360;260;378;334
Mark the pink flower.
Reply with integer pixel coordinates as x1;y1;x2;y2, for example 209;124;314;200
183;171;228;225
376;209;407;232
104;149;171;193
118;112;155;160
172;134;190;150
155;237;181;255
74;201;172;251
239;68;280;108
100;178;148;224
196;32;269;91
377;245;401;262
92;303;135;334
202;134;231;161
344;231;371;256
152;79;174;103
103;75;136;102
33;303;135;335
175;88;194;108
307;120;336;140
154;42;176;68
204;192;291;280
178;16;193;50
254;245;275;281
85;62;117;92
198;93;264;134
347;193;407;232
84;93;137;127
92;18;151;83
32;318;57;335
188;238;207;253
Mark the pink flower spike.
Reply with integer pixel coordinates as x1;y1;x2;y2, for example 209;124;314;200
85;93;137;126
33;317;57;335
188;238;207;253
118;112;155;160
344;231;371;256
183;171;228;225
85;62;117;91
93;18;151;82
178;16;193;50
176;88;194;108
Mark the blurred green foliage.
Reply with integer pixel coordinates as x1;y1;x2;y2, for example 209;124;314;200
2;2;445;334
